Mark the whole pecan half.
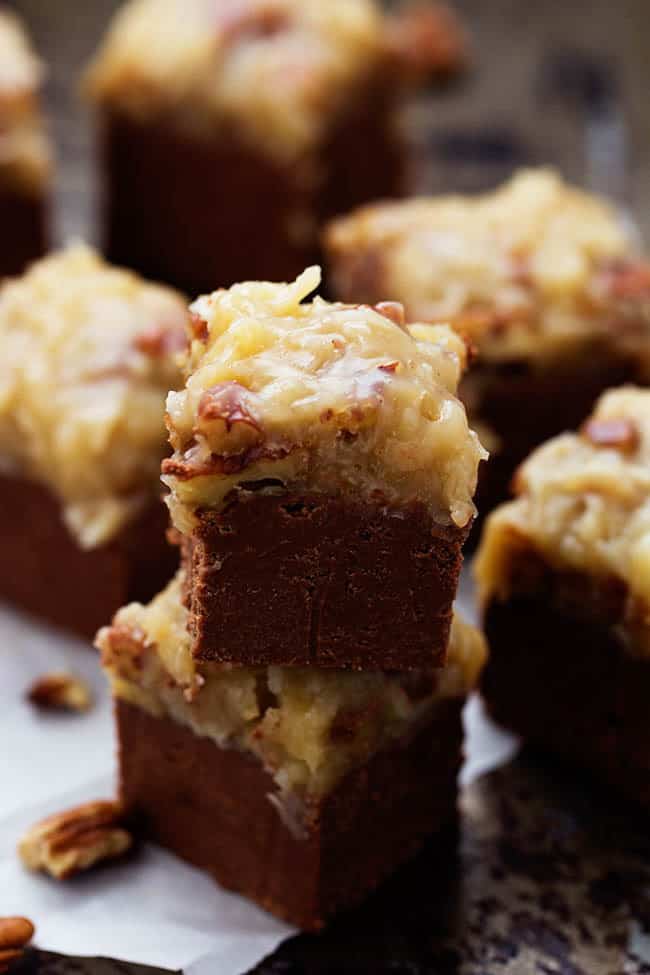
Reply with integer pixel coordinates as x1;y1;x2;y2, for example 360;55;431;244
27;673;93;713
18;800;132;880
0;916;35;973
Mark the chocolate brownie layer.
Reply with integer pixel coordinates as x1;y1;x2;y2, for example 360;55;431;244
117;697;462;930
0;189;46;278
101;93;403;296
467;350;637;520
482;576;650;810
0;474;177;639
184;492;468;670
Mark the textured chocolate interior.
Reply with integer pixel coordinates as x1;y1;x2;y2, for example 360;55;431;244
482;553;650;809
0;474;177;638
117;697;462;930
184;491;469;670
0;187;46;278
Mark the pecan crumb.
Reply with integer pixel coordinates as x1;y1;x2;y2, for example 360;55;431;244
374;301;406;329
19;800;132;880
582;417;640;453
198;381;262;434
378;361;400;374
27;673;93;713
189;312;209;342
134;322;187;358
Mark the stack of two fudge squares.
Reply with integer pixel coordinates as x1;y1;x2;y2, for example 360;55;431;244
97;267;487;930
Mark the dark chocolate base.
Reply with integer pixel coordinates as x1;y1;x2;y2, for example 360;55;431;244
0;474;177;639
117;697;463;930
184;491;469;670
100;92;404;296
0;187;47;278
464;349;638;528
482;557;650;809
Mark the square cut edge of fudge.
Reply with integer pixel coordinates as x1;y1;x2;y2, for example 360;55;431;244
163;267;486;670
97;572;486;930
0;9;51;278
0;245;189;637
324;168;650;518
475;385;650;808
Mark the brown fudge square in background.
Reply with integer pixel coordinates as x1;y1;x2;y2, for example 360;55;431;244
0;474;176;640
183;492;468;670
325;169;650;523
163;269;484;671
476;387;650;808
0;10;50;278
84;0;466;295
98;576;485;930
0;246;188;637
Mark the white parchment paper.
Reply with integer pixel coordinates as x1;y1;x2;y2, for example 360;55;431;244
0;570;517;974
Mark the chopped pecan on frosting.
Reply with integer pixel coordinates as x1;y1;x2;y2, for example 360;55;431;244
476;386;650;657
582;417;640;453
325;169;650;367
97;570;486;798
0;245;187;548
383;3;467;83
163;265;485;534
0;10;51;193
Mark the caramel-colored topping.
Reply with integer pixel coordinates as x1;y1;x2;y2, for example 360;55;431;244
0;245;187;547
97;570;486;797
163;267;485;533
85;0;391;163
0;10;51;193
476;386;650;655
326;169;649;366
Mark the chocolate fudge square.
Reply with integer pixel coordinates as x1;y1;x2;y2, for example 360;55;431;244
84;0;465;295
162;267;485;670
325;169;650;519
0;245;188;637
476;387;650;808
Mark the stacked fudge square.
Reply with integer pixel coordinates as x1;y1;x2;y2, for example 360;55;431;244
97;266;487;930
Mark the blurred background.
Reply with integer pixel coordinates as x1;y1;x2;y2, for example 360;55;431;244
5;0;649;244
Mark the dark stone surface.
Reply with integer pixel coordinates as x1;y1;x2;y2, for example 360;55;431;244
249;751;650;973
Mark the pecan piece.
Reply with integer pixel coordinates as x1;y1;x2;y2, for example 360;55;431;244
0;918;34;950
217;0;289;44
197;381;264;451
0;915;35;972
374;301;406;329
18;800;132;880
384;3;467;83
27;673;93;713
582;417;640;453
134;322;187;358
598;259;650;301
188;312;209;343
